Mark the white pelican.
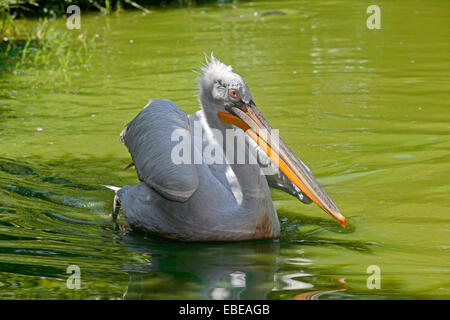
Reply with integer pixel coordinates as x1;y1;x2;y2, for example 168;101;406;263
107;56;346;241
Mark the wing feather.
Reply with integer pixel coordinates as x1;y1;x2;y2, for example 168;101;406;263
121;99;198;202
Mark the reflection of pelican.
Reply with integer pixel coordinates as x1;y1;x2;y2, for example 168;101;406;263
294;278;348;300
120;234;279;299
107;56;345;241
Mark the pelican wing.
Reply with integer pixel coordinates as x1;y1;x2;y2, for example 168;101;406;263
120;99;199;202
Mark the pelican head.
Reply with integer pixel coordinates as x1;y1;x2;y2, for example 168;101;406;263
198;55;253;113
198;55;346;227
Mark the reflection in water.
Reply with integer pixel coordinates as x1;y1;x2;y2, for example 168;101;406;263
294;278;348;300
120;233;280;300
119;232;355;300
274;272;314;291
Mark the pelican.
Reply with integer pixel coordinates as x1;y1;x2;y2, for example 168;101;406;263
107;55;346;241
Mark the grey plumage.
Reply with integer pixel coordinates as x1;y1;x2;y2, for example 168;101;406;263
111;56;316;241
117;101;280;241
120;99;198;202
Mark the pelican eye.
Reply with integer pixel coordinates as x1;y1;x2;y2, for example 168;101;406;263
229;89;239;99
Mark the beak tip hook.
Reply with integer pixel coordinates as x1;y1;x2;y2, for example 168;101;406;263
340;216;347;228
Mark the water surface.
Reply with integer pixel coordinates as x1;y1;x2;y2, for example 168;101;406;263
0;0;449;299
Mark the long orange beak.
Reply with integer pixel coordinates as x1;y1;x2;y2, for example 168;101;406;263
218;104;346;227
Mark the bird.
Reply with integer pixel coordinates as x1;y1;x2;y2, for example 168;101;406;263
106;55;346;241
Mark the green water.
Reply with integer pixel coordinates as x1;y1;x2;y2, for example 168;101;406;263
1;0;449;299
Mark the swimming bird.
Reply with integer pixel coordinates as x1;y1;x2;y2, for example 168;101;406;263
107;56;346;241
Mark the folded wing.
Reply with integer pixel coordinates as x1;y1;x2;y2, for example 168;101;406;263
120;99;199;202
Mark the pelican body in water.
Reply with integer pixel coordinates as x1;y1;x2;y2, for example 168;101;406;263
109;56;345;241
